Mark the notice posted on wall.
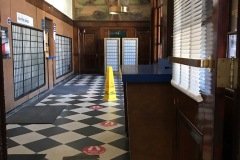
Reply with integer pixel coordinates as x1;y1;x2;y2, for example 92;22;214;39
1;26;10;59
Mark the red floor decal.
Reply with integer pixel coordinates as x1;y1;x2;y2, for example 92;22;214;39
82;146;106;155
89;105;103;110
100;121;118;127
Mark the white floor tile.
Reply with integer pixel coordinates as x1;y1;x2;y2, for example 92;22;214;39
90;131;124;143
10;132;46;145
49;132;86;144
40;145;80;160
58;122;89;131
24;124;54;131
8;145;35;154
65;114;91;121
99;144;127;160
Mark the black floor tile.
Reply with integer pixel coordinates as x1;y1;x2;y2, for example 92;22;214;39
111;110;125;116
7;127;32;137
83;110;106;117
8;154;46;160
79;117;104;125
73;126;105;136
109;126;127;136
59;111;79;117
111;117;125;125
66;137;103;151
37;127;68;137
24;138;61;152
111;152;130;160
65;105;81;111
109;138;129;150
7;138;19;148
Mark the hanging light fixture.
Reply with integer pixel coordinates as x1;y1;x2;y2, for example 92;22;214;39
109;0;129;14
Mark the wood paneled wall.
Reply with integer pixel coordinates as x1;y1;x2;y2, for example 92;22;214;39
0;0;74;112
171;0;231;159
0;24;7;160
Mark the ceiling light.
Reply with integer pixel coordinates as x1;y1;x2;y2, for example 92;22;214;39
109;0;128;14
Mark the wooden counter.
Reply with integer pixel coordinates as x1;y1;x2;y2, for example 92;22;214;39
122;59;174;160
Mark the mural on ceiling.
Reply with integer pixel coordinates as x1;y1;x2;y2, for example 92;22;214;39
74;0;151;21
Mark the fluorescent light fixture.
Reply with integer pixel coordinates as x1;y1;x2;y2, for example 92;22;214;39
109;0;128;14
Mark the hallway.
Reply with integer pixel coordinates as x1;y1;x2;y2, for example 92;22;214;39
6;75;129;160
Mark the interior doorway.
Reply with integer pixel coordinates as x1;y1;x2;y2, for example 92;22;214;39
45;18;55;88
80;28;101;74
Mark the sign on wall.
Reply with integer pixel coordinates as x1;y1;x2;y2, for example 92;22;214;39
1;27;10;59
17;12;33;27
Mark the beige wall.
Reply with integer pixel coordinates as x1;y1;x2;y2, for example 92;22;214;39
0;0;74;112
45;0;73;19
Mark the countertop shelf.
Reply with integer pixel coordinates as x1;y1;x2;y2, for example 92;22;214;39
121;59;172;83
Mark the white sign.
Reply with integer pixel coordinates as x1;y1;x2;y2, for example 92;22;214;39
17;12;33;27
53;23;56;40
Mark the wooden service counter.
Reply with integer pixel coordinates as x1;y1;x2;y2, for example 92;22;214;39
122;59;174;160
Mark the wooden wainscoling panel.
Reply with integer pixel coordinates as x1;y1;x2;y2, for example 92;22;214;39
74;21;150;28
73;26;79;73
127;83;174;160
177;110;203;160
223;89;237;159
136;29;151;64
173;88;215;160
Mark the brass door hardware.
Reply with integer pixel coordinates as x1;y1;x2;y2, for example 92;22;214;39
217;58;238;89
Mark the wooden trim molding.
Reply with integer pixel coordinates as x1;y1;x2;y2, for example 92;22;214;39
25;0;73;26
74;21;150;28
169;56;214;68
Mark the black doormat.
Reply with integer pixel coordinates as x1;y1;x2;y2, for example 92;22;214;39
51;85;90;95
8;154;46;160
63;154;99;160
6;105;65;124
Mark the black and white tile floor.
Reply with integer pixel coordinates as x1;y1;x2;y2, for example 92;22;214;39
7;75;129;160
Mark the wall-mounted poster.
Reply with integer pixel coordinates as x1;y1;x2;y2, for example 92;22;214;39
74;0;151;21
1;27;10;59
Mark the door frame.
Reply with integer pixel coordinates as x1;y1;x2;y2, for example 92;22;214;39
0;24;7;159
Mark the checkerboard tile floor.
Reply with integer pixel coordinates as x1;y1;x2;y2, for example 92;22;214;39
7;75;129;160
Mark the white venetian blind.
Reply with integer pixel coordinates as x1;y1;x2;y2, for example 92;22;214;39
171;0;213;102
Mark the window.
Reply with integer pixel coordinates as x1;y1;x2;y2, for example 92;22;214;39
12;23;45;99
55;35;72;78
171;0;213;102
153;0;163;59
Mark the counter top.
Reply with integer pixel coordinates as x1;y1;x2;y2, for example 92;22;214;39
121;59;172;83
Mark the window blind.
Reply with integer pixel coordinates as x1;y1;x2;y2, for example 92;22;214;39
171;0;213;102
55;35;72;79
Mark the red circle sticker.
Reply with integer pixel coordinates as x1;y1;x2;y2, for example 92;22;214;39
89;105;103;110
82;146;106;155
100;121;118;127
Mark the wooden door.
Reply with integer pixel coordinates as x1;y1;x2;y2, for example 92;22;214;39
80;28;100;74
170;0;229;160
136;29;151;64
222;0;240;159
